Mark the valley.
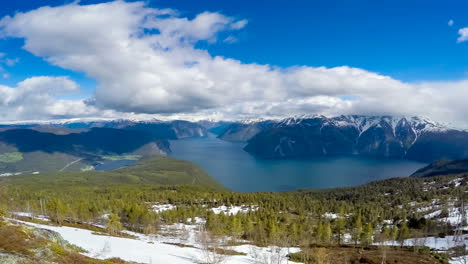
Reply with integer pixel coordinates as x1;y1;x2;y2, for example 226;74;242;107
0;115;466;264
0;1;464;263
1;156;467;263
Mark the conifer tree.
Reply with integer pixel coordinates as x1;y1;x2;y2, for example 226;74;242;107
399;219;410;247
352;212;363;245
361;223;373;245
335;207;346;245
316;222;324;243
322;222;332;244
230;215;243;238
107;213;123;236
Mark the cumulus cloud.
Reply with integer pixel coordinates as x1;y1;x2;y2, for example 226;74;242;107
448;19;454;26
0;76;101;121
0;1;467;127
458;27;468;43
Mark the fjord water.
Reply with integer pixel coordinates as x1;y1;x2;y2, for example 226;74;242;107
169;134;426;192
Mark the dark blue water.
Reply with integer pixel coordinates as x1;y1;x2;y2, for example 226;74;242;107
95;160;137;171
169;135;427;192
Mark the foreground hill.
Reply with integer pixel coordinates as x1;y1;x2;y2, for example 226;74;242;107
411;159;468;178
1;161;463;263
235;115;468;162
0;155;225;191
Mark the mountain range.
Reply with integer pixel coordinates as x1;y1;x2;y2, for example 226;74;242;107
0;119;208;174
218;115;468;162
0;115;467;174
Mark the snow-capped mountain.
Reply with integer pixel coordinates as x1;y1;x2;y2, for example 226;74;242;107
0;119;208;139
219;115;468;162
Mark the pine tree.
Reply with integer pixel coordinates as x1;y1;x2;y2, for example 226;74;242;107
335;207;346;245
352;212;363;245
361;223;373;245
267;219;279;242
391;226;399;241
316;222;324;243
47;198;67;225
244;218;255;239
230;215;243;238
107;213;123;236
399;220;410;247
322;222;332;244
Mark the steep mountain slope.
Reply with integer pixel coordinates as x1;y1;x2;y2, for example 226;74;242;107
411;159;468;178
197;120;235;135
217;120;276;142
243;115;468;162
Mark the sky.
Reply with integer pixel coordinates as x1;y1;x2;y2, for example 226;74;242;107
0;0;468;126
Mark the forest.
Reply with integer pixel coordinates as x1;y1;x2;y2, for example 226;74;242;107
0;156;466;263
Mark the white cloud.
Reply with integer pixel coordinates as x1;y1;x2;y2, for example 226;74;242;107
458;27;468;43
0;76;101;121
448;19;454;26
0;1;467;127
223;35;238;44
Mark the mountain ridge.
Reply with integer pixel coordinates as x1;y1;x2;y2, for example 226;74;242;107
222;115;468;162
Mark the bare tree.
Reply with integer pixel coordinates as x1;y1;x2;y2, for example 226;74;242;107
196;224;228;264
249;244;291;264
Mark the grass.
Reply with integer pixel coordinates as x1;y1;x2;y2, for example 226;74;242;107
0;219;132;264
288;245;449;264
1;155;227;191
163;242;197;248
102;155;142;161
0;152;23;163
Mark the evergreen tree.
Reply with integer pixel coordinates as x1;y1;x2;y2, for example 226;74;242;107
361;223;373;245
335;207;346;245
352;212;363;245
47;198;67;225
107;213;123;236
230;215;243;238
399;220;410;247
267;219;279;242
322;222;332;244
316;222;324;243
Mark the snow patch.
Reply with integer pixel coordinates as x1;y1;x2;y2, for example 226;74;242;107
211;205;258;216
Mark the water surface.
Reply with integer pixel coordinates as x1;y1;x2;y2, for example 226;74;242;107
170;135;426;192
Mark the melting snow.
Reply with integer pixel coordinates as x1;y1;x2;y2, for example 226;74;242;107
211;205;258;216
15;220;301;264
152;204;176;213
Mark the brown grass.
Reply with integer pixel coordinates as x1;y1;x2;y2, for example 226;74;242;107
290;245;449;264
0;224;44;255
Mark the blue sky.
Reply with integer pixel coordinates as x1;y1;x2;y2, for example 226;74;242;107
1;0;467;88
152;0;468;82
0;0;467;124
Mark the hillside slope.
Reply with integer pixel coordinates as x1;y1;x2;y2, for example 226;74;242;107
0;155;226;191
0;128;170;174
411;159;468;178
